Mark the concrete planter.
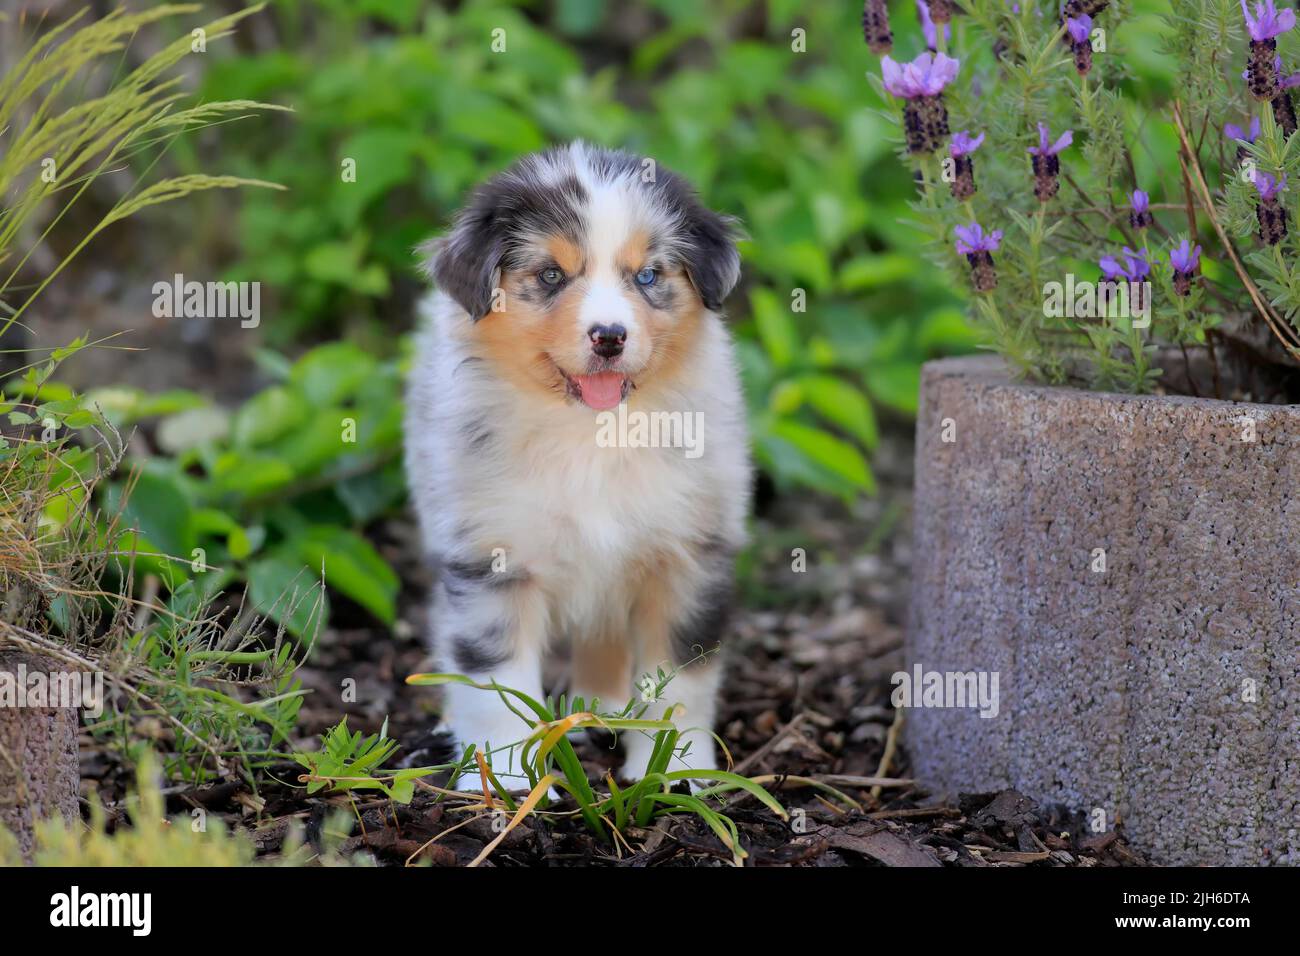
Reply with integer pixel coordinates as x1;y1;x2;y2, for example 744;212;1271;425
907;356;1298;865
0;652;81;861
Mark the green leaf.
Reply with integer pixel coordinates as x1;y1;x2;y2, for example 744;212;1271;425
838;253;917;292
210;452;296;498
796;374;879;449
289;342;378;406
247;552;329;639
156;406;231;454
295;526;398;625
335;462;407;523
864;363;921;415
110;467;195;561
750;287;801;368
232;385;308;448
768;419;875;495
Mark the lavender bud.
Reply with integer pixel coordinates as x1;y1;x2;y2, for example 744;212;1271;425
1258;195;1288;244
1032;153;1061;201
1249;39;1281;100
967;250;998;291
1064;0;1110;17
1073;41;1093;75
955;222;1003;292
1027;124;1072;203
951;154;976;200
863;0;892;55
902;96;951;153
1273;90;1298;136
919;95;951;150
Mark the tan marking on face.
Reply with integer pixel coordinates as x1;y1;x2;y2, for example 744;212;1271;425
466;230;710;407
546;236;584;276
629;271;707;403
615;231;651;274
470;270;584;403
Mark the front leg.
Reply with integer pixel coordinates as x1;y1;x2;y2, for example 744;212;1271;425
430;558;547;788
623;550;733;781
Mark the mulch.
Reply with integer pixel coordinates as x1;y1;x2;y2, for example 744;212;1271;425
79;430;1148;866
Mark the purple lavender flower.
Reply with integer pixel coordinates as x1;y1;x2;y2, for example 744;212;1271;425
1066;15;1094;75
1169;240;1202;273
1130;189;1154;230
1099;247;1152;313
950;131;985;157
1243;1;1298;100
917;0;952;51
1027;123;1073;201
948;132;985;201
863;0;893;55
881;51;960;97
1255;169;1287;200
1099;247;1151;281
1027;123;1074;157
882;52;961;153
955;222;1003;292
955;223;1003;253
1225;117;1263;143
1238;57;1300;131
1254;169;1289;243
1243;0;1296;40
1168;239;1203;296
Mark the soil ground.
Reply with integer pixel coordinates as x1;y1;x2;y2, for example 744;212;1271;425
73;426;1147;867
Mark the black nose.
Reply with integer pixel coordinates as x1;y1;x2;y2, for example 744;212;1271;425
588;323;626;358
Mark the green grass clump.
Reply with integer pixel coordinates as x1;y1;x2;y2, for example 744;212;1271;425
0;752;363;867
295;669;791;866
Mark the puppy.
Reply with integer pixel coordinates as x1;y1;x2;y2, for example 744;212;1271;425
404;142;750;782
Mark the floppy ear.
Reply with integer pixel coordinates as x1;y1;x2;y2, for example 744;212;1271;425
422;194;503;321
682;204;742;312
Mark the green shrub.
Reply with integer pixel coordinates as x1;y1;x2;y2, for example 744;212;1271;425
14;340;406;640
195;0;985;497
0;3;309;787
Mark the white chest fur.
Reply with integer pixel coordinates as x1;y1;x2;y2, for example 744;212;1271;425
404;292;750;637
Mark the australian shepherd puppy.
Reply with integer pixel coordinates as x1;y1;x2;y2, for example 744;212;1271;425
404;142;750;782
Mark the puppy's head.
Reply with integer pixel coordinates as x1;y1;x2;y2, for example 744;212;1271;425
425;142;740;410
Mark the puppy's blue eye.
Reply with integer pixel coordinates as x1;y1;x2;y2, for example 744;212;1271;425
635;267;658;286
539;267;564;286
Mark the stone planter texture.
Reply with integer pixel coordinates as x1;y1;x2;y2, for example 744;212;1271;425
908;356;1298;865
0;651;81;861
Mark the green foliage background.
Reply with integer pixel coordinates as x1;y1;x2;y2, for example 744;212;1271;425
193;0;995;502
10;0;1184;643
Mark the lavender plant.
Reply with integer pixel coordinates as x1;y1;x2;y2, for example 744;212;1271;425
869;0;1300;401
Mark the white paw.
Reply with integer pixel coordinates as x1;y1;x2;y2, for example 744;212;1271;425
447;717;536;791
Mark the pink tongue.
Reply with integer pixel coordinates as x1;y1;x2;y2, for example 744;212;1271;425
574;372;626;410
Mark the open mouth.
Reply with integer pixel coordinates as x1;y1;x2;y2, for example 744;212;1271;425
554;363;632;410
